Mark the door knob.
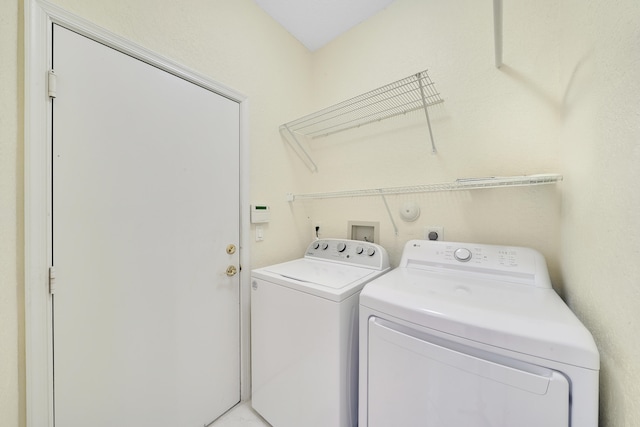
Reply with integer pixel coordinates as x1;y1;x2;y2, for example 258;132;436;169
226;265;237;277
226;244;236;255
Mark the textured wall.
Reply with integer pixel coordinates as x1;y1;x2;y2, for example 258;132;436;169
301;0;564;277
0;0;24;426
558;0;640;425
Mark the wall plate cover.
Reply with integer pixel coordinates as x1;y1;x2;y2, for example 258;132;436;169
348;221;380;243
399;202;421;222
251;205;270;223
425;226;444;241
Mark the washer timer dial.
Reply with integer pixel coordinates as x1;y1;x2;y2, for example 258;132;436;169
454;248;472;262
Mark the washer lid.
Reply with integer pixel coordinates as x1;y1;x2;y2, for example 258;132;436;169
360;267;599;369
253;258;387;301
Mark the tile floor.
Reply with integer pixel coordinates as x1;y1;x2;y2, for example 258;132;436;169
211;401;271;427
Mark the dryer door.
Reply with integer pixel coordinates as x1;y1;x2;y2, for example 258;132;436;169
366;318;570;427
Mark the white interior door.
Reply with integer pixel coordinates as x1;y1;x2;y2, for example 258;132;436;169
52;24;240;427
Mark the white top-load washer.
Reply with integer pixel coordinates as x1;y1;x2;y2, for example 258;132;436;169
251;238;390;427
359;240;599;427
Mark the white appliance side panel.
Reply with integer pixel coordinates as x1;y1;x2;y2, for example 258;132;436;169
366;318;570;427
251;277;359;427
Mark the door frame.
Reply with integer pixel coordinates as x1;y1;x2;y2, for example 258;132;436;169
24;1;251;425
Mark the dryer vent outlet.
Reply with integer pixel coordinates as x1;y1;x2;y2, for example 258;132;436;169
425;226;444;241
349;221;380;244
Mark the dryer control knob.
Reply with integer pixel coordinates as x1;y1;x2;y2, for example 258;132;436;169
337;242;347;252
367;247;376;256
454;248;472;262
312;242;320;250
356;246;364;254
321;242;329;250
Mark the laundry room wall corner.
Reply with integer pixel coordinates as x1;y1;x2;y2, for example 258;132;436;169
302;0;563;274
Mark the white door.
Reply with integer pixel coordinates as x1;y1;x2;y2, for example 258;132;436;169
52;25;240;427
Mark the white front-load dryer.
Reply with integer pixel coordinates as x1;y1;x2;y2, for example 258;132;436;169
251;239;390;427
359;240;599;427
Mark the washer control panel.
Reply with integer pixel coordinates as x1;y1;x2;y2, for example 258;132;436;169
453;248;472;262
401;239;551;288
305;239;390;270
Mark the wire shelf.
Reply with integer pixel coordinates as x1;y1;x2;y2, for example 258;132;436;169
287;174;563;201
280;70;443;171
282;70;442;138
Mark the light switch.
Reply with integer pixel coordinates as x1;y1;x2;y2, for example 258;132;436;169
256;226;264;242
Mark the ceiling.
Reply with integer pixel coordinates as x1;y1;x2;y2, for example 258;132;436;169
252;0;397;51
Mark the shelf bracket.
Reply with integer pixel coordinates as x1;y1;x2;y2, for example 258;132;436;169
378;190;399;236
417;73;437;153
281;124;318;172
493;0;503;68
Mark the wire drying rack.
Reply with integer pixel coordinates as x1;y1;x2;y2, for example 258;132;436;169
280;70;444;172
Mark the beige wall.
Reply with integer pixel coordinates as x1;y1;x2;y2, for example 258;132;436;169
301;0;564;276
1;0;24;426
1;0;639;426
558;0;640;425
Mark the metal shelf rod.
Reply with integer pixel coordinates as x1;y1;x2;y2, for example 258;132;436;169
287;174;562;201
418;75;437;153
494;0;503;68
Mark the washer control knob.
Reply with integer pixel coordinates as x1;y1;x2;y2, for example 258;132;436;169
312;242;320;250
337;242;347;252
367;247;376;256
356;246;364;255
454;248;472;262
321;242;329;250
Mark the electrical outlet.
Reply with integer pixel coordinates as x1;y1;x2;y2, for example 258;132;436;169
425;226;444;241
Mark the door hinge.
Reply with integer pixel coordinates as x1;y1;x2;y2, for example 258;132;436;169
48;70;57;98
49;266;56;294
